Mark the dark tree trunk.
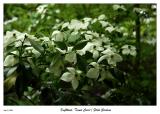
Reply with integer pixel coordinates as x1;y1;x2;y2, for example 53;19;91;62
135;4;141;75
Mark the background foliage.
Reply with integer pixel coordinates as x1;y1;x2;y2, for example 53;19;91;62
4;4;156;105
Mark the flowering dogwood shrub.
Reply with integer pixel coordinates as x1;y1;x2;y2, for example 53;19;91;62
4;4;156;105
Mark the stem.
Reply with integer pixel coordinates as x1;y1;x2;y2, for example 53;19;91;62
19;35;27;62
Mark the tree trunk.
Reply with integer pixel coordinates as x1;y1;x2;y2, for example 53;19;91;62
135;4;141;74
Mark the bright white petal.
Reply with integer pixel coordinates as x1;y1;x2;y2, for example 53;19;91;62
67;67;76;75
121;45;128;49
130;50;137;56
97;55;108;63
89;62;99;69
100;21;109;27
85;34;93;40
61;72;74;82
4;55;18;67
98;14;106;20
105;26;115;33
62;22;69;29
122;48;130;55
65;51;77;64
93;50;99;59
102;49;114;56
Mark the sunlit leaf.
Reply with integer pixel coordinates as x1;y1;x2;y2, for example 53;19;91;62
49;54;64;76
32;49;41;58
4;72;17;93
27;38;44;53
67;34;80;43
99;69;115;81
71;77;79;90
6;66;17;77
74;40;88;50
86;68;99;79
65;51;77;64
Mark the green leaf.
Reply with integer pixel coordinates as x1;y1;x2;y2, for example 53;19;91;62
63;30;71;41
6;66;17;76
91;21;102;33
106;71;114;79
101;89;116;99
76;54;87;72
74;40;88;50
4;72;17;93
27;38;44;53
7;97;33;105
67;34;80;43
71;77;79;90
99;69;115;81
32;49;41;58
55;42;67;50
65;51;77;63
52;31;64;42
61;72;74;82
48;54;64;77
27;58;40;77
130;50;137;56
110;53;123;63
86;68;99;79
50;59;63;77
